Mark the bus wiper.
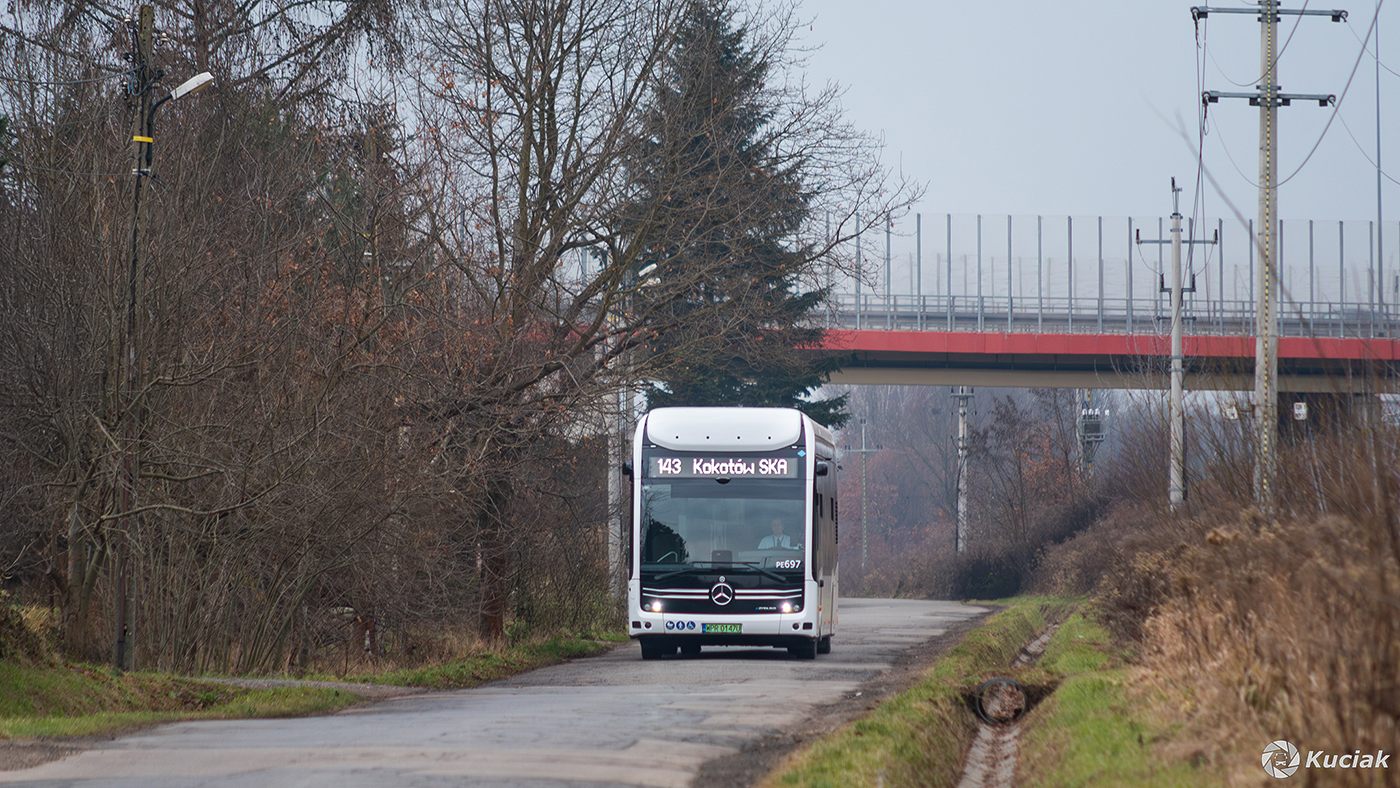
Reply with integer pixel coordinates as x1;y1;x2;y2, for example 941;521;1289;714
732;562;788;583
654;566;706;581
652;562;788;583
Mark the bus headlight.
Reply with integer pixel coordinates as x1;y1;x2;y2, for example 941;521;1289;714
649;601;663;612
781;602;793;613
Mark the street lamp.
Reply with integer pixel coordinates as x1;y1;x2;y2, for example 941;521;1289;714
116;69;214;669
128;69;214;298
169;72;214;102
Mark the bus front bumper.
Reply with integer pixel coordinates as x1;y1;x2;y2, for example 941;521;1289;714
628;610;818;644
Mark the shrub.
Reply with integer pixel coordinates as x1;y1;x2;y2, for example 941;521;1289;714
0;596;49;665
948;550;1024;599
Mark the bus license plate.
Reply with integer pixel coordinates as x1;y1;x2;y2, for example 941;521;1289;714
702;623;742;634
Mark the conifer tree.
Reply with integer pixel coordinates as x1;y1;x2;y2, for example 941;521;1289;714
624;0;848;427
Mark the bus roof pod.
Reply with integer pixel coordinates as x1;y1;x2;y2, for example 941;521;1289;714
644;407;805;452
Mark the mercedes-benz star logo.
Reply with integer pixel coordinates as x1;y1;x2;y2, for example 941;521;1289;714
709;582;734;606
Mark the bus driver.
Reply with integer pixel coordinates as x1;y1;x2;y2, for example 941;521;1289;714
758;518;794;549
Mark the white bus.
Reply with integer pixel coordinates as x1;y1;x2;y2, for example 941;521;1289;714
626;407;838;660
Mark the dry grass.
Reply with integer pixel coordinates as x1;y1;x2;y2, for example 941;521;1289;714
1133;512;1400;786
761;597;1077;788
1073;414;1400;786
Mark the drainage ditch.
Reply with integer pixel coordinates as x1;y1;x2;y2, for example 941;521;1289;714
954;625;1060;788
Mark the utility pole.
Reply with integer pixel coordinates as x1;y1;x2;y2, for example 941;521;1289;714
846;418;880;571
916;213;922;331
855;213;862;330
950;387;974;554
607;384;625;596
885;220;892;329
115;3;157;671
1378;3;1385;314
607;253;633;599
826;212;833;327
114;7;211;671
1138;179;1215;508
1194;1;1344;514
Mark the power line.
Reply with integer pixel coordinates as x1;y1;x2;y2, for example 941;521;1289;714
1336;106;1400;183
0;71;128;87
1208;41;1268;87
1195;15;1218;280
1211;124;1264;188
1200;4;1383;188
4;161;129;177
1197;1;1318;86
1277;3;1381;185
1345;14;1400;75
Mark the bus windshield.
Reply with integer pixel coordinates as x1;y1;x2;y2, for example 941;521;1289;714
640;479;804;571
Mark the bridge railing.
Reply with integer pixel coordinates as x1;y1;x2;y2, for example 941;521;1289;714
817;213;1399;340
825;293;1396;339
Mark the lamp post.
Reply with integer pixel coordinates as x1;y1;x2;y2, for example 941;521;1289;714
116;63;214;669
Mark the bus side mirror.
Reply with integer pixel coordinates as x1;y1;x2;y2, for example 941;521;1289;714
814;462;829;476
621;461;633;477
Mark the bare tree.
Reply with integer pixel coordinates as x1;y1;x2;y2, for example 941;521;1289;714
1;1;406;107
0;0;917;659
401;0;914;638
0;4;437;668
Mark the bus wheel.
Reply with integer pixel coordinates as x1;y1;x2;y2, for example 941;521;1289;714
817;636;832;654
788;639;818;660
680;642;701;657
640;639;673;660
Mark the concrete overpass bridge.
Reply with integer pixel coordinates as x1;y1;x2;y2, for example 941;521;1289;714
812;212;1400;392
822;325;1400;393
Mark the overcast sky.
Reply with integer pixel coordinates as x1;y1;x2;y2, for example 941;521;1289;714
795;0;1397;227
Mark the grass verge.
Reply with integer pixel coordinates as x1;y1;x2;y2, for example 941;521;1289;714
760;596;1080;788
0;662;358;739
1;622;622;740
1016;612;1226;788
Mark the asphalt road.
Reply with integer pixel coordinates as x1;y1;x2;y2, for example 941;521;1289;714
1;599;987;788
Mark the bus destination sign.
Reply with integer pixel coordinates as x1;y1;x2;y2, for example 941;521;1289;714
648;456;799;479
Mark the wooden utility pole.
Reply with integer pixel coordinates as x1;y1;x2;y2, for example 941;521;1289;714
116;3;156;670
